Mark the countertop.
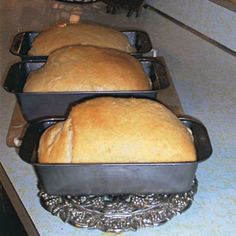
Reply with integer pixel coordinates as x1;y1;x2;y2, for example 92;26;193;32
0;1;236;235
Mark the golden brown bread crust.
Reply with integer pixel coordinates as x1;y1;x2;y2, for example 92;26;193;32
38;121;72;163
38;97;196;164
24;45;151;92
28;23;135;55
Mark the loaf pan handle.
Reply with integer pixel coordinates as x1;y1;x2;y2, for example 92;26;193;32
153;56;170;90
9;32;25;56
122;30;152;55
179;116;213;162
3;63;24;93
140;56;170;90
133;31;152;55
19;118;64;163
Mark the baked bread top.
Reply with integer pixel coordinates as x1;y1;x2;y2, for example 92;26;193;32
24;45;151;92
28;23;135;55
38;97;196;164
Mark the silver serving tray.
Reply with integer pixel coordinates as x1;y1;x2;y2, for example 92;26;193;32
38;179;198;232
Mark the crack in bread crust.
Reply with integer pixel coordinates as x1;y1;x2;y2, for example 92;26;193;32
38;119;73;163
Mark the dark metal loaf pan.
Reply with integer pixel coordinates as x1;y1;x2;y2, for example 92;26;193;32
4;57;170;122
19;116;212;196
10;30;152;61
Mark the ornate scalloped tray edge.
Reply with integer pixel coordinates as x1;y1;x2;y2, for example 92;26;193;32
38;178;197;233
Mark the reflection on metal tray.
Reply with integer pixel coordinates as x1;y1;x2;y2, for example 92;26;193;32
4;57;170;122
10;30;152;61
19;116;212;196
38;178;198;232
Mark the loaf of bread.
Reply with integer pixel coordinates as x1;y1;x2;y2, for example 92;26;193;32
24;45;151;92
38;97;196;163
28;23;135;56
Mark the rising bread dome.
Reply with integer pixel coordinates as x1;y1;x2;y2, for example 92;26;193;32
28;23;134;56
24;45;151;92
38;97;196;163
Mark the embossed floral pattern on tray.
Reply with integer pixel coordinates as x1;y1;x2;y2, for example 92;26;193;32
38;179;197;232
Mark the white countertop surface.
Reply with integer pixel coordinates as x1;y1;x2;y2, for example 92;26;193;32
0;1;236;235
